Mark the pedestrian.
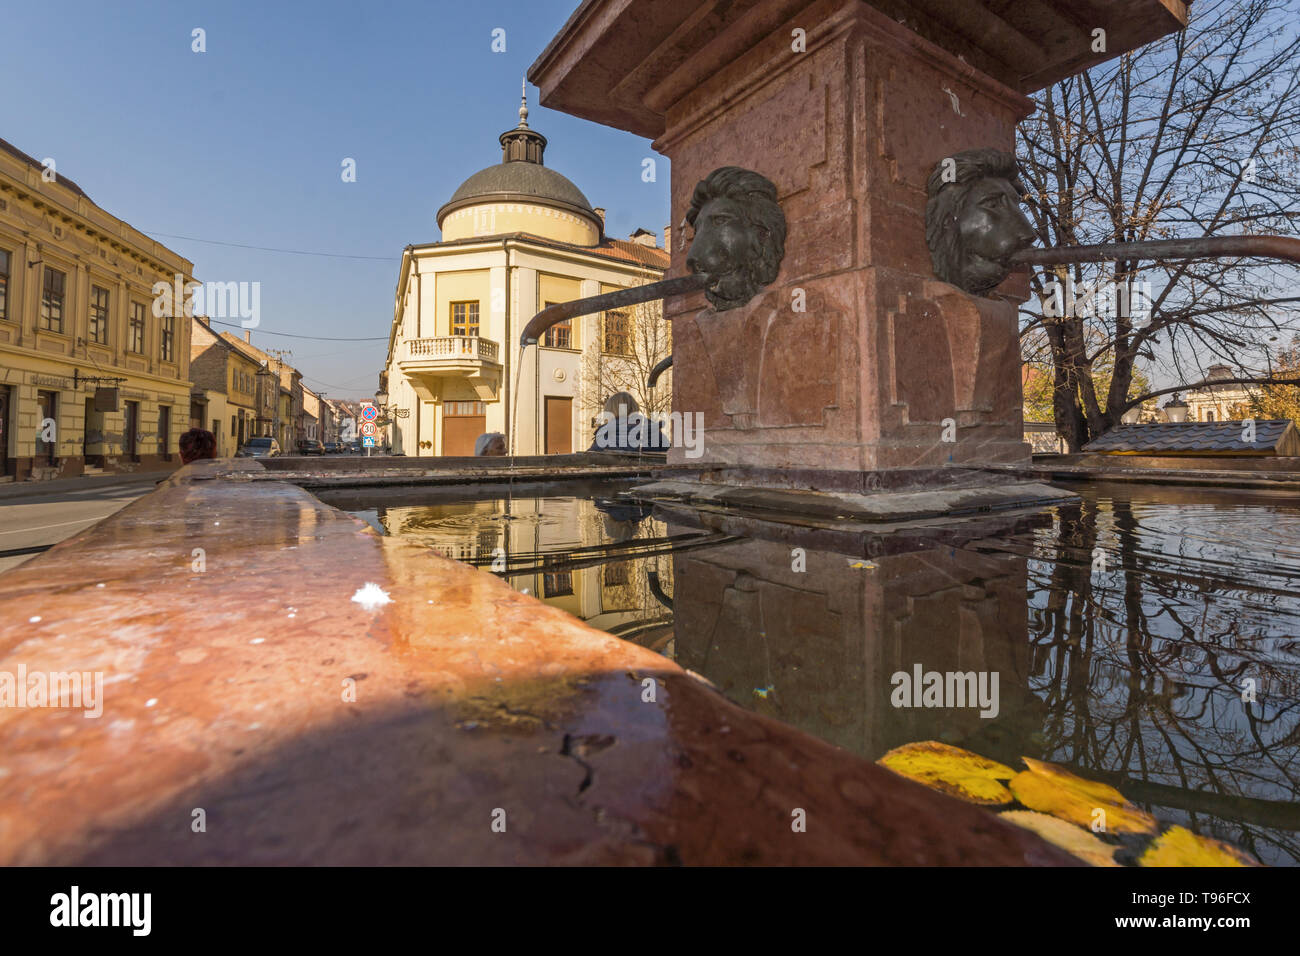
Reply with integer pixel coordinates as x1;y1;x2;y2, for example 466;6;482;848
474;432;508;456
178;427;218;464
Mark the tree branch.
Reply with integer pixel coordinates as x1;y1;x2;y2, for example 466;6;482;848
1128;375;1300;409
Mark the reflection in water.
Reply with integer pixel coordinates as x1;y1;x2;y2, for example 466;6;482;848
341;481;1300;865
374;495;677;653
1016;484;1300;867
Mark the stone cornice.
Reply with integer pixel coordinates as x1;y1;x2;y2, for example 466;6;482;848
0;155;194;281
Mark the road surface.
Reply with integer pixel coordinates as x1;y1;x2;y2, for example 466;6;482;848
0;475;162;574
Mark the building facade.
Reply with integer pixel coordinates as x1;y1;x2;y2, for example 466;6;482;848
302;387;332;444
189;316;263;456
1183;364;1252;422
383;95;670;457
333;400;359;443
220;331;303;451
0;137;195;480
320;398;343;444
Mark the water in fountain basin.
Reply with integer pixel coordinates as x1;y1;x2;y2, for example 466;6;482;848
318;479;1300;865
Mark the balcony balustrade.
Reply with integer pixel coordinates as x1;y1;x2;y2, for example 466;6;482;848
405;335;500;363
398;335;502;402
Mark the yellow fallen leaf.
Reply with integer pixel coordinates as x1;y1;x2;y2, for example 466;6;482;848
998;810;1120;867
1139;826;1259;867
877;741;1015;805
1009;757;1157;836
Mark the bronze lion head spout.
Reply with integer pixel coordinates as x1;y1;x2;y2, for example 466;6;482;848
926;149;1036;295
685;166;787;311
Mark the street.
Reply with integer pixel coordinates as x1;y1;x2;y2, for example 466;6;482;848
0;474;164;574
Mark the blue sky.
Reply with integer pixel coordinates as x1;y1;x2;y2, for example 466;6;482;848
0;0;671;399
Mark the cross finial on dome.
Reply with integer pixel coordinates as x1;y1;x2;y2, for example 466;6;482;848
519;79;529;128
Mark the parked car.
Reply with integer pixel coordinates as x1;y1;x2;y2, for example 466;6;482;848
298;439;325;455
237;437;281;458
323;441;342;454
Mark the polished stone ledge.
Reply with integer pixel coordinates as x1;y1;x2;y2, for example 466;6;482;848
0;459;1076;865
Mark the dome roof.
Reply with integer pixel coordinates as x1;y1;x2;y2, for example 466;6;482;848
440;162;595;220
436;87;600;233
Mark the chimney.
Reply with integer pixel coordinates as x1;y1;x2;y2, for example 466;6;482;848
244;330;251;343
594;207;606;228
664;224;671;250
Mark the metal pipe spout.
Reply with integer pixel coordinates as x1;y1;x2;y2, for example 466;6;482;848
1011;235;1300;268
519;273;707;348
647;355;673;389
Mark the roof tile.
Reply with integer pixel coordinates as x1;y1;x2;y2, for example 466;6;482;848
1082;421;1294;453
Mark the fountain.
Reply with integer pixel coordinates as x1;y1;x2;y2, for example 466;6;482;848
11;0;1292;869
525;0;1199;524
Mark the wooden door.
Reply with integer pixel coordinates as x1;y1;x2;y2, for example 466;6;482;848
0;386;9;475
545;396;572;454
123;401;138;459
158;405;171;459
83;397;95;462
36;390;57;464
442;401;486;456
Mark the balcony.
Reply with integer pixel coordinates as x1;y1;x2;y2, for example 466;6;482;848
398;335;502;402
407;335;499;363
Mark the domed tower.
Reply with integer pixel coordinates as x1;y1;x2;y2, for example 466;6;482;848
386;84;669;460
437;85;603;246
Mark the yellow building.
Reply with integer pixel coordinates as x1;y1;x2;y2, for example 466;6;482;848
0;137;194;481
189;316;263;456
219;331;303;452
378;495;673;647
302;386;331;443
383;93;670;456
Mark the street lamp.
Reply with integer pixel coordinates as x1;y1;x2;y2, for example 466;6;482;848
1164;392;1189;423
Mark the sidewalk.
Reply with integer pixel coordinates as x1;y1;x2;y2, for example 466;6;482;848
0;470;172;502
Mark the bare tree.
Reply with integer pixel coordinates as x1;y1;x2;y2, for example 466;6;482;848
1017;0;1300;450
579;285;672;422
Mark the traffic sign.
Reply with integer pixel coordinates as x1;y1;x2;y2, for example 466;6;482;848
362;436;376;447
360;405;378;422
361;422;377;436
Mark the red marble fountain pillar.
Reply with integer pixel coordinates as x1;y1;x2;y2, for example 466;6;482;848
531;0;1188;493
